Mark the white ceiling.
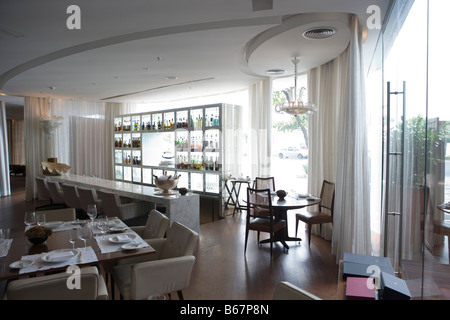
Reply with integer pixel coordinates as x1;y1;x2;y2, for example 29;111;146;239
0;0;391;107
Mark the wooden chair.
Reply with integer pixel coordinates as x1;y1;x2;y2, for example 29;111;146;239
295;180;335;247
254;177;276;191
245;188;286;257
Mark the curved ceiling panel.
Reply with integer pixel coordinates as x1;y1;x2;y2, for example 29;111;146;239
246;13;352;77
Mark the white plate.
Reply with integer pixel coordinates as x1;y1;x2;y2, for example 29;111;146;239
41;249;79;263
121;242;141;250
9;259;34;269
44;221;64;229
110;226;127;232
107;233;138;244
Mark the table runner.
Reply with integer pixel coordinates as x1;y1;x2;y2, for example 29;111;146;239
19;246;98;274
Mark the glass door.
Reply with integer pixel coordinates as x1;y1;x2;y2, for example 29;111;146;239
375;0;450;299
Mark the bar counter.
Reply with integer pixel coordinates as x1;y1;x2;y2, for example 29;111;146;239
44;174;200;233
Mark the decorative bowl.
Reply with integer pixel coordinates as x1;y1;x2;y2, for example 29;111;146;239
25;226;52;245
154;175;179;194
178;187;188;195
276;190;287;199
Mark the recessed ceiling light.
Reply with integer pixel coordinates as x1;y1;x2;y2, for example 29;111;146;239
302;27;336;39
266;69;286;75
166;76;178;80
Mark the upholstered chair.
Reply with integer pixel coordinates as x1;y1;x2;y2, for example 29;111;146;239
110;221;199;300
6;266;108;300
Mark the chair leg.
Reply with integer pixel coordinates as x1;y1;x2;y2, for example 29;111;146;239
295;218;299;237
177;290;184;300
308;223;312;248
244;227;249;254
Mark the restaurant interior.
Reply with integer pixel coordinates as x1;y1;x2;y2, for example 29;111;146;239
1;0;450;304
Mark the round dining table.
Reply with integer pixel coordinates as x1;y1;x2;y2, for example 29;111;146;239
248;194;320;250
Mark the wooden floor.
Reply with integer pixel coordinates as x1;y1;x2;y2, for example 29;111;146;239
1;176;340;300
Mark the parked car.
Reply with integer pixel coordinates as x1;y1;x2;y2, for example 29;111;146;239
278;147;308;159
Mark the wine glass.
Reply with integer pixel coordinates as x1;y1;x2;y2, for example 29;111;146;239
78;225;92;250
36;212;46;226
87;204;97;224
69;229;78;249
24;211;36;227
97;217;110;236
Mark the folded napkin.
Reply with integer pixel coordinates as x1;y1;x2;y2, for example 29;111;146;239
49;250;75;260
0;239;13;258
116;234;130;241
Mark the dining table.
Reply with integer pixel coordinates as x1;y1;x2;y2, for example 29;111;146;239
0;217;155;282
248;193;320;250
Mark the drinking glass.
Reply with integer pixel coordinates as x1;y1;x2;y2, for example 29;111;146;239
24;211;36;227
36;212;46;226
97;217;109;236
69;229;78;249
78;225;92;249
87;204;97;223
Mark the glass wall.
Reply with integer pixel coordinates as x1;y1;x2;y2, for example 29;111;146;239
369;0;450;299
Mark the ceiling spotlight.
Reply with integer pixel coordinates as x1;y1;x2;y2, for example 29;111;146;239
49;86;56;90
166;76;178;80
302;27;336;39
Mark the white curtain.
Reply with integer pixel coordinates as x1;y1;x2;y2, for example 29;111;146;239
10;119;25;165
249;79;272;179
308;15;372;261
331;15;372;260
0;101;11;197
307;50;346;241
24;97;119;201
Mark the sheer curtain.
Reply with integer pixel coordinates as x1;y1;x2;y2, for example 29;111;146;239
307;51;346;241
10;119;25;165
331;15;372;260
0;101;11;197
249;79;272;179
308;15;372;261
24;97;117;201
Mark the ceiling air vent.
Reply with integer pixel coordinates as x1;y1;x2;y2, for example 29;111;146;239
302;27;335;40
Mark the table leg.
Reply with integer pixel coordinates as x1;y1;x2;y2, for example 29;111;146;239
224;182;235;210
259;208;301;250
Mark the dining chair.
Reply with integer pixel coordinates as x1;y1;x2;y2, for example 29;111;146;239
245;187;286;257
6;266;108;300
295;180;335;247
273;281;321;300
110;221;199;300
254;177;276;191
96;190;146;222
130;209;170;240
45;181;67;208
34;177;55;210
37;207;77;222
61;184;83;212
77;186;103;215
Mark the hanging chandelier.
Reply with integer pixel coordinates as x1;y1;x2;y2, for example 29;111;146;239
274;57;316;115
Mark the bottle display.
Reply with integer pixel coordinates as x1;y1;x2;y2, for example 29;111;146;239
114;104;226;195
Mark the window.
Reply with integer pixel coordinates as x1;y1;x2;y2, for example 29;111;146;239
271;75;309;194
